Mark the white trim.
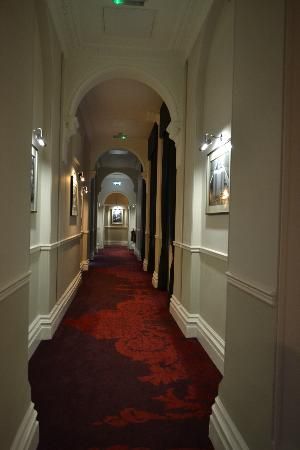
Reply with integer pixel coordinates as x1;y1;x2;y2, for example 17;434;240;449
143;259;148;272
134;248;141;261
209;397;249;450
104;240;128;246
0;272;31;304
152;271;159;288
226;271;276;307
10;402;39;450
82;230;89;235
29;233;82;253
173;241;228;262
29;245;41;255
170;295;224;373
80;259;89;271
28;271;82;359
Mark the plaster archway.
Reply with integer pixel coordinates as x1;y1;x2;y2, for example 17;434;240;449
68;65;180;127
94;147;145;176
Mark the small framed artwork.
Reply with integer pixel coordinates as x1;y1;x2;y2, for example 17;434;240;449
70;173;78;216
31;146;38;212
111;207;123;225
206;144;231;214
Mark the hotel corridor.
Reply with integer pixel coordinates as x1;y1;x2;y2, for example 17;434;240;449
29;247;221;450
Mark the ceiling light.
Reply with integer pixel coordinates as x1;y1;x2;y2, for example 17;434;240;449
109;149;129;155
113;181;122;186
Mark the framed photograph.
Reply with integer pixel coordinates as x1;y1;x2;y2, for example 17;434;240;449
111;207;123;225
70;173;78;216
206;145;231;214
31;146;38;212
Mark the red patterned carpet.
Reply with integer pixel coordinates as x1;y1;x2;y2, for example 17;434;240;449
29;247;221;450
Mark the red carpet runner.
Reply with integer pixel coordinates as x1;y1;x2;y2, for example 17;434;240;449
29;247;221;450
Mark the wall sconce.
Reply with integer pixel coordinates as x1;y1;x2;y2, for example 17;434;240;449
33;128;47;148
78;172;85;182
200;133;222;151
81;186;88;194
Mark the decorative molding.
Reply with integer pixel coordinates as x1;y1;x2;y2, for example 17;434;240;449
170;295;224;374
80;260;89;271
173;241;228;262
29;233;82;254
82;230;90;235
10;402;39;450
226;271;276;307
28;271;82;359
143;259;148;272
209;397;249;450
0;272;31;304
154;234;162;240
104;240;128;246
152;271;159;289
29;245;41;255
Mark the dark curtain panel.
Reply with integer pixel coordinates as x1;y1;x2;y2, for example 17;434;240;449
147;123;158;273
140;178;146;262
158;103;176;294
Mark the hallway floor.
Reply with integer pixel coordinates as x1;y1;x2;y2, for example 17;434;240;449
29;247;221;450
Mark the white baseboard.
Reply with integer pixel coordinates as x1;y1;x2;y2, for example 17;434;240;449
209;397;249;450
143;259;148;271
80;259;89;271
152;271;159;288
28;271;82;359
134;248;141;261
170;295;225;374
10;402;39;450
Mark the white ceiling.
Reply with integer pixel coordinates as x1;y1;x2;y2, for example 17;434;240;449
79;78;162;140
47;0;212;58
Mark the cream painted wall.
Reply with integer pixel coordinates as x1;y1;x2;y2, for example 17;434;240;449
29;1;87;357
178;0;233;351
213;1;286;449
0;1;36;448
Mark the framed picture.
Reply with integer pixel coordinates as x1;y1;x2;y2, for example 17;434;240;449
111;207;123;225
70;173;78;216
206;144;231;214
31;146;38;212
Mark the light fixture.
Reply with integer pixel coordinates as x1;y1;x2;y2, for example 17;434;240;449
113;132;128;141
33;128;47;148
112;0;146;5
200;133;222;151
81;186;88;194
78;172;85;182
113;181;122;186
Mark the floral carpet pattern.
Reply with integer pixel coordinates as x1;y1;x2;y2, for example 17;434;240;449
29;247;221;450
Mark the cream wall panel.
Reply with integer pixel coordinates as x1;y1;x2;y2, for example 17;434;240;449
220;285;276;450
215;1;286;449
0;286;32;449
29;252;40;324
199;255;227;341
57;241;81;300
0;1;37;448
227;0;284;291
105;227;128;243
